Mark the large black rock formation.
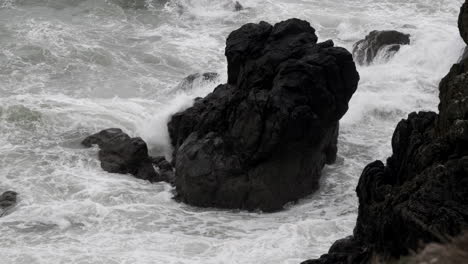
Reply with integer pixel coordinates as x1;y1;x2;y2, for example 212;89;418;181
303;4;468;264
353;30;410;65
168;19;359;212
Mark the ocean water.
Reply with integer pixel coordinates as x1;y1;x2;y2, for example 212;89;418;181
0;0;464;263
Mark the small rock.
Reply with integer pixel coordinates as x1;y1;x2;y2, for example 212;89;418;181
176;72;219;91
353;30;410;65
0;191;17;217
234;1;243;11
82;128;163;183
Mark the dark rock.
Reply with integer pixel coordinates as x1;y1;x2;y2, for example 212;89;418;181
234;1;243;11
459;0;468;45
304;6;468;262
82;128;162;182
353;30;410;65
176;72;219;91
0;191;17;208
301;237;369;264
460;46;468;62
0;191;17;217
151;156;175;184
168;19;359;212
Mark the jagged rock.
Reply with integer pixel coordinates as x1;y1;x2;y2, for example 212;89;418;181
168;19;359;212
304;7;468;263
437;57;468;137
0;191;17;217
82;128;162;182
353;30;410;65
176;72;219;91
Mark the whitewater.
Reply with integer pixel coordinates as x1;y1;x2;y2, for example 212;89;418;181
0;0;464;263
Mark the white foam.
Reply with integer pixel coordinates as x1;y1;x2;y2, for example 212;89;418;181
0;0;465;263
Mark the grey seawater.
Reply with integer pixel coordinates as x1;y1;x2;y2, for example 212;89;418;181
0;0;464;263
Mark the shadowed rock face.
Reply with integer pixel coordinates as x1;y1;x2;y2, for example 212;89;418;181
168;19;359;212
82;128;162;182
459;1;468;45
303;5;468;264
353;30;410;65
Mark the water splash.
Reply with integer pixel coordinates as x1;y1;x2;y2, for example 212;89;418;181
0;0;464;263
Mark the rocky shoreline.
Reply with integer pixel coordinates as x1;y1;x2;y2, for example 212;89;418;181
77;2;467;263
303;2;468;263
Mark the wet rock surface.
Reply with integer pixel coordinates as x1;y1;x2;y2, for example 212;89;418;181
168;19;359;212
82;128;173;183
176;72;219;91
0;191;18;217
303;8;468;264
353;30;410;65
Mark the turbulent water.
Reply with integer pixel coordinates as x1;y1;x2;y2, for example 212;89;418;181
0;0;464;263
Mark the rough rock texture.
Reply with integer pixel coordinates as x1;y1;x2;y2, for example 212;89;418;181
353;30;410;65
303;8;468;264
82;128;174;183
168;19;359;212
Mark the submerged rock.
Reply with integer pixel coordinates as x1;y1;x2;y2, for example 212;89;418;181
168;19;359;212
234;1;243;11
303;6;468;263
176;72;219;91
109;0;147;9
0;191;17;217
353;30;410;65
82;128;163;182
